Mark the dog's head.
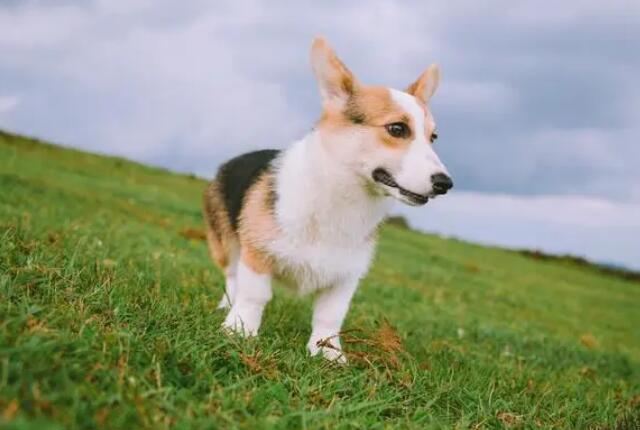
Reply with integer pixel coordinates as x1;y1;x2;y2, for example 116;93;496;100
311;37;452;206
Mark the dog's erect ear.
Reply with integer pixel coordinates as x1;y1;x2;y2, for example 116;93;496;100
406;64;440;103
311;37;357;108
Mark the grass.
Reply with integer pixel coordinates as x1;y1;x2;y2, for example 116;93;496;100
0;129;638;429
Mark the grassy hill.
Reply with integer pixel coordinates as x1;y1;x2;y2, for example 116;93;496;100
0;130;638;429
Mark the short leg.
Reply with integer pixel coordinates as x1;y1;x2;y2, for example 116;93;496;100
217;273;236;309
308;279;359;363
222;258;272;337
218;245;240;309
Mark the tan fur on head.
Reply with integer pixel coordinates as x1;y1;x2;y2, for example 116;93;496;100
318;84;414;150
312;38;439;154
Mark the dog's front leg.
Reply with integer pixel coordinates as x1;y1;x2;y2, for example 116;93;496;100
308;279;359;363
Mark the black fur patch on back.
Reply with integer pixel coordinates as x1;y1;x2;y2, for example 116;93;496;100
216;149;281;230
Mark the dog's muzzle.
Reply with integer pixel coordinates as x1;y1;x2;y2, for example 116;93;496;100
372;168;430;205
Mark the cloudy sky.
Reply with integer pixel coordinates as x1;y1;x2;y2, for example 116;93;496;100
1;0;639;268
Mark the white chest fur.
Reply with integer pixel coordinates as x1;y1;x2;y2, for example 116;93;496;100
270;133;392;293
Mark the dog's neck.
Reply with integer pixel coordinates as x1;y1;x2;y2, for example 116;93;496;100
274;131;392;243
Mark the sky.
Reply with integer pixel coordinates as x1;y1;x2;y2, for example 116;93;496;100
1;0;639;269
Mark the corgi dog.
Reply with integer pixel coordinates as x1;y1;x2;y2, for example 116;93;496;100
203;37;452;362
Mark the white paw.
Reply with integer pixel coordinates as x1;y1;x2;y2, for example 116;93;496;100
308;336;347;364
221;304;261;337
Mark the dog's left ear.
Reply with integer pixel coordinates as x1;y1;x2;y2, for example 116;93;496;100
311;37;357;109
406;64;440;103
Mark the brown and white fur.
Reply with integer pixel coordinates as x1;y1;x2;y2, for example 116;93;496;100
203;37;452;363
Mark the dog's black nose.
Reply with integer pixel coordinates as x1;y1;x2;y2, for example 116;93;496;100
431;173;453;195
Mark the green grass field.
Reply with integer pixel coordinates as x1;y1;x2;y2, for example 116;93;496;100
1;130;638;429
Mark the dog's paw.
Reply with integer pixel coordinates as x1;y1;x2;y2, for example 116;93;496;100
308;336;347;364
221;306;260;337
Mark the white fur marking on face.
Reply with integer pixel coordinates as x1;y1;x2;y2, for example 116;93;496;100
389;89;448;196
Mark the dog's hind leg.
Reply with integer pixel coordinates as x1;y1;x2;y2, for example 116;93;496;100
203;181;239;309
217;241;240;309
205;227;239;309
222;244;273;337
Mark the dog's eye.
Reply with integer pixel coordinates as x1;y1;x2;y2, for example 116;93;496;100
385;122;410;138
430;132;438;143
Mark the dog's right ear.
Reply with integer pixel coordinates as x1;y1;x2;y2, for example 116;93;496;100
311;37;357;109
406;64;440;103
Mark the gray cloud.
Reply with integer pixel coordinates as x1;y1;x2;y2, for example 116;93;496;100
1;0;639;200
399;192;640;270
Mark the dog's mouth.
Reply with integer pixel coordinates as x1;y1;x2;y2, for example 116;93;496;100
372;168;429;206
